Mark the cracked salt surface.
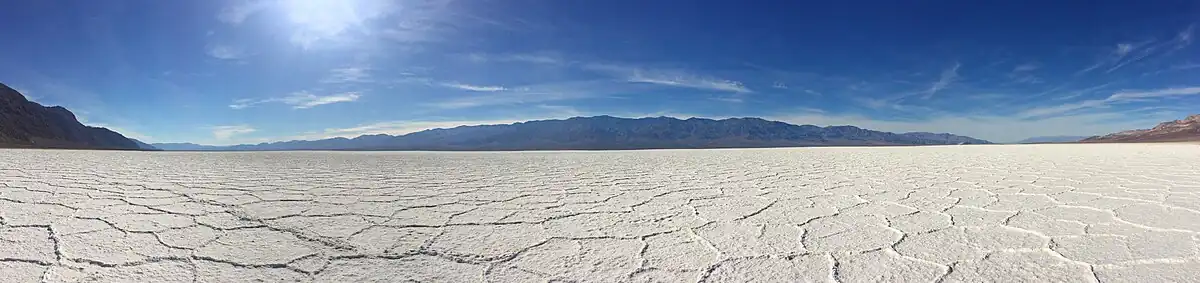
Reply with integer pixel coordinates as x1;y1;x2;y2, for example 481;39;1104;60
1;144;1199;282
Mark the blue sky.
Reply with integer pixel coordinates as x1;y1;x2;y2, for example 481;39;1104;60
2;0;1199;144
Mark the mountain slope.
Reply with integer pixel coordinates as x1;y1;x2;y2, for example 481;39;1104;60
155;116;991;151
131;139;159;150
0;83;140;149
1016;136;1090;143
1081;114;1200;143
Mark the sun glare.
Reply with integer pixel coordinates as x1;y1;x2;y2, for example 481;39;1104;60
278;0;386;47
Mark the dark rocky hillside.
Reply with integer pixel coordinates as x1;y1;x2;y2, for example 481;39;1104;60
0;83;139;149
1081;114;1200;143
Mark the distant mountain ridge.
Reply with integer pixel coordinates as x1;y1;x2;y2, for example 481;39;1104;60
1082;114;1200;143
1016;136;1090;144
154;116;992;151
0;83;140;149
131;139;159;150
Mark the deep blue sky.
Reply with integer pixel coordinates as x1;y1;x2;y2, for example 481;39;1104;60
1;0;1198;144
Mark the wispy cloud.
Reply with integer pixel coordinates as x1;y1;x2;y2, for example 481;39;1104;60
535;105;584;116
1078;26;1195;75
322;67;371;84
1019;86;1200;118
1175;24;1194;49
920;62;960;99
1078;43;1137;74
1012;62;1040;72
425;81;600;109
582;63;752;93
279;91;361;109
230;91;361;109
628;72;752;93
217;0;270;25
427;90;582;109
1053;83;1111;101
211;125;256;140
710;97;744;103
440;82;508;92
467;52;564;65
1010;75;1043;84
206;44;243;60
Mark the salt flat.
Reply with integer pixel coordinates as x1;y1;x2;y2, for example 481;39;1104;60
1;144;1199;282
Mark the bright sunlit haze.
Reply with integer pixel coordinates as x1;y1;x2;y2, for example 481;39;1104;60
1;0;1198;145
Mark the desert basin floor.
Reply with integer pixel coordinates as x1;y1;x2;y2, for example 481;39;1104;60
1;144;1199;282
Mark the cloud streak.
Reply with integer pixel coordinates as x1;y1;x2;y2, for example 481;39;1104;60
425;81;603;109
921;63;960;99
230;91;361;109
1019;86;1200;118
322;67;371;84
206;44;243;60
581;63;752;93
440;82;508;92
211;125;256;140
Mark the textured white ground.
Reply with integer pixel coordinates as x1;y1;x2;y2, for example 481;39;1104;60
1;144;1199;282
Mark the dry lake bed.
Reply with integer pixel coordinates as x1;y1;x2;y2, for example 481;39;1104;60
1;144;1199;282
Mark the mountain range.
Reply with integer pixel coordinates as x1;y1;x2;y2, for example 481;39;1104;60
3;81;998;151
1015;136;1090;144
0;83;140;149
151;116;992;151
1082;114;1200;143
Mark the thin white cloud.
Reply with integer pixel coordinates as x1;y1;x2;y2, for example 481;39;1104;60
1019;86;1200;118
427;90;583;109
230;91;361;109
628;72;752;93
1012;62;1039;72
804;89;822;96
218;0;270;24
211;125;256;140
1115;43;1135;57
535;105;584;116
1078;43;1137;74
440;82;508;92
583;63;752;93
1052;83;1111;101
921;62;960;99
425;81;604;109
279;91;361;109
467;53;564;65
1108;86;1200;100
1017;99;1109;118
322;67;371;84
228;98;261;110
1010;75;1043;84
1175;24;1194;49
206;44;243;60
710;97;744;103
